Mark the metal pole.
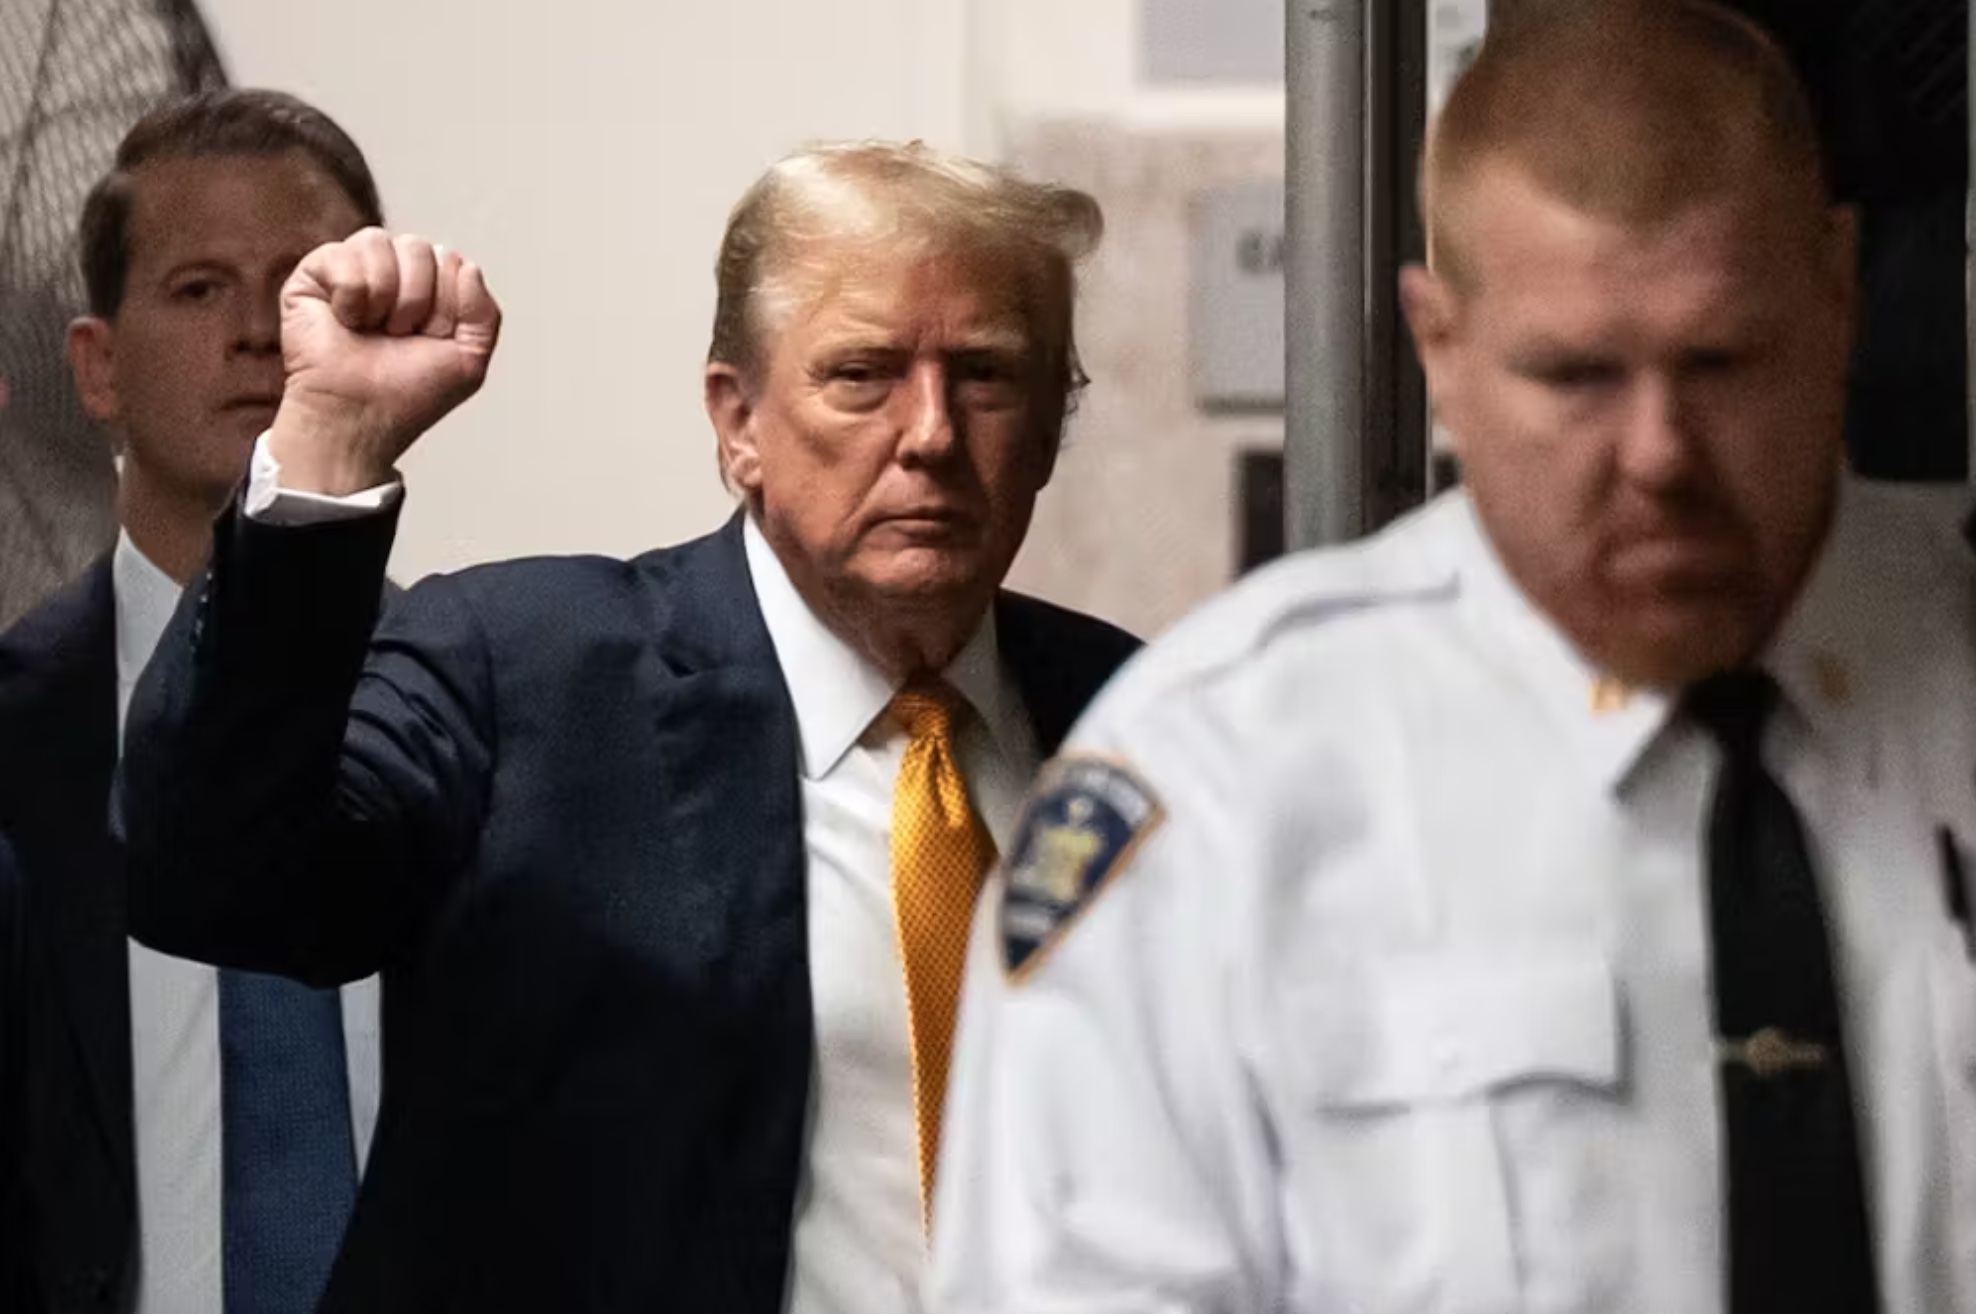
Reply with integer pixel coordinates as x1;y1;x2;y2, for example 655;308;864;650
1285;0;1367;549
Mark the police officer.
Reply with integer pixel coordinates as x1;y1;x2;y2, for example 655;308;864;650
929;3;1976;1311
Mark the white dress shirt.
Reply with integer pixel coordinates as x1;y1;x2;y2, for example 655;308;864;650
113;531;382;1314
741;519;1039;1314
243;437;1040;1314
932;478;1976;1314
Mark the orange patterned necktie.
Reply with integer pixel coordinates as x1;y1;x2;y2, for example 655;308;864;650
888;680;996;1230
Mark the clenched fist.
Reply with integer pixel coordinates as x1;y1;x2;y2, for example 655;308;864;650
268;228;500;496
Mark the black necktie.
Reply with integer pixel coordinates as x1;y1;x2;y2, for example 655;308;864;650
1688;671;1879;1314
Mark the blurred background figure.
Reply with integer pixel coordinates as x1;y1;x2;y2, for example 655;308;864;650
0;0;226;630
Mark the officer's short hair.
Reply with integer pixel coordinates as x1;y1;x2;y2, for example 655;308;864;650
707;140;1103;432
79;88;383;318
1424;0;1826;294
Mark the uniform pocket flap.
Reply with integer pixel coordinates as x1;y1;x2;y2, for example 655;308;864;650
1282;948;1621;1109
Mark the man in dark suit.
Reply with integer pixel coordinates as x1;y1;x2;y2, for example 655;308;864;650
0;91;388;1314
121;142;1135;1312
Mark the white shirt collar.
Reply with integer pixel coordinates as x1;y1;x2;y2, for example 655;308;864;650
1760;477;1915;754
741;516;1013;780
1455;476;1900;797
113;529;184;693
1450;497;1672;797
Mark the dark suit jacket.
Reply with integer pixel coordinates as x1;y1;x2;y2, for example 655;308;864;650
1;831;27;1313
0;562;134;1314
123;506;1138;1313
0;555;405;1314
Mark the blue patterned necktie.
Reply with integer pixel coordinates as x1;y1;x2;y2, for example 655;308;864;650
219;968;359;1314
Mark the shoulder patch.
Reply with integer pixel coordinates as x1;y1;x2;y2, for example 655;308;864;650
1002;754;1163;981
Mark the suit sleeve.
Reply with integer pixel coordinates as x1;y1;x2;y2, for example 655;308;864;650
928;715;1285;1314
123;499;494;987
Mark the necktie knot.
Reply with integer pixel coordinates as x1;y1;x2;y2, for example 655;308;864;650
1686;669;1781;758
890;680;967;745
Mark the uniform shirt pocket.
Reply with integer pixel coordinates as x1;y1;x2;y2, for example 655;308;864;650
1284;948;1620;1107
1265;948;1622;1314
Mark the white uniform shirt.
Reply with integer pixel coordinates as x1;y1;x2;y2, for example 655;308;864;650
113;531;382;1314
245;440;1040;1314
930;478;1976;1314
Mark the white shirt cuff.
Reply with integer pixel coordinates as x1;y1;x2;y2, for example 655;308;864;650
243;431;404;526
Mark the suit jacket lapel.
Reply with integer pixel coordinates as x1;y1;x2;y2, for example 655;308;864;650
631;515;807;991
629;514;813;1281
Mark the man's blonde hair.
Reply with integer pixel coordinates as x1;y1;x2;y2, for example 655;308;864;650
1425;0;1827;292
708;141;1103;410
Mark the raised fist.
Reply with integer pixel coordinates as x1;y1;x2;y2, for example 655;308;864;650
269;228;501;495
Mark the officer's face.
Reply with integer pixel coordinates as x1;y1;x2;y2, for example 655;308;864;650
68;152;367;510
709;243;1060;629
1403;164;1856;689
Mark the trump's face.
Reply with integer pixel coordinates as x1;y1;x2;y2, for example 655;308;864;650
710;241;1060;639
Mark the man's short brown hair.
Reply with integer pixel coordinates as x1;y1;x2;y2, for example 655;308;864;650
78;88;382;317
1424;0;1827;292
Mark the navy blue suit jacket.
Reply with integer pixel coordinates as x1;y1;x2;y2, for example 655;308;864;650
0;555;403;1314
0;561;133;1314
124;505;1137;1313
